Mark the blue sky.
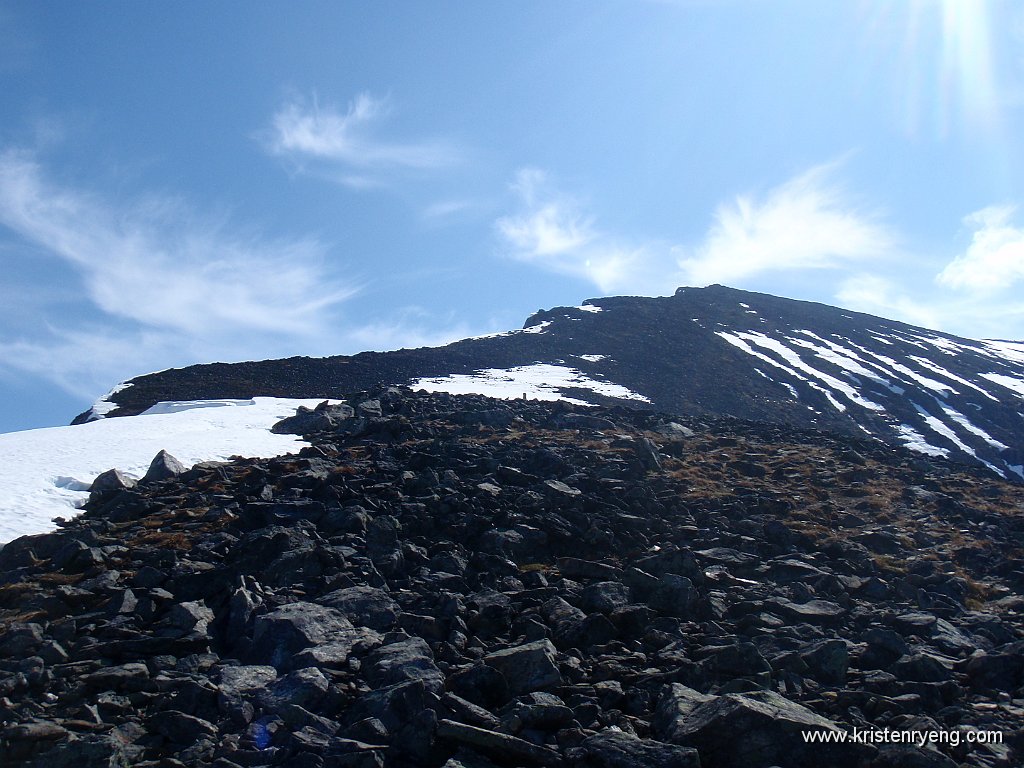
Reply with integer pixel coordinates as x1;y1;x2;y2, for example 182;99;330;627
2;1;1024;432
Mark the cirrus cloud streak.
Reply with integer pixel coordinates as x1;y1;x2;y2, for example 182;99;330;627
0;149;358;338
265;92;460;186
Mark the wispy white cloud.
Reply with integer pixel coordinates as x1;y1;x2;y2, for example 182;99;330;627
0;149;357;338
496;168;674;294
936;205;1024;291
836;271;1024;342
266;92;459;181
835;274;944;330
0;326;187;400
498;169;594;255
0;309;487;404
677;162;897;285
0;148;390;398
346;317;475;353
421;199;476;222
0;151;496;399
496;162;897;296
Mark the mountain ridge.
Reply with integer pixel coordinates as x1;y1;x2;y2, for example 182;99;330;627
75;285;1024;480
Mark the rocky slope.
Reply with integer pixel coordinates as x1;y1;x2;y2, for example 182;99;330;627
3;388;1022;767
75;286;1024;480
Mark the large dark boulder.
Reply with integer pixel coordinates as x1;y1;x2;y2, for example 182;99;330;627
483;640;562;696
575;730;701;768
250;602;356;670
662;689;876;767
363;637;444;693
271;402;356;434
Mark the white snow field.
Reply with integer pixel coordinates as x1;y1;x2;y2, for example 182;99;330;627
0;398;332;543
412;363;651;405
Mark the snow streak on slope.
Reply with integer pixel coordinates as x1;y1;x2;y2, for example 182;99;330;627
716;319;1024;472
467;321;552;341
851;346;957;396
717;331;885;412
412;364;651;405
937;402;1009;451
912;401;980;462
983;340;1024;364
0;398;330;542
980;373;1024;398
896;424;949;458
908;356;997;400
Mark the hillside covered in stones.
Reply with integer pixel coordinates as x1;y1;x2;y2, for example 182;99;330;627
3;387;1023;767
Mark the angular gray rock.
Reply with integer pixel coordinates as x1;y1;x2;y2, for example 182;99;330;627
577;730;701;768
664;689;876;767
142;449;187;482
89;468;137;493
698;641;771;686
436;719;561;766
799;638;849;685
363;637;444;693
653;683;713;741
321;585;400;631
272;401;356;434
251;601;356;669
259;666;330;713
484;639;562;695
647;574;699;618
218;664;279;715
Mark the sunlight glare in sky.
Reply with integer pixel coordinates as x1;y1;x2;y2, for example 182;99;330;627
875;0;1001;139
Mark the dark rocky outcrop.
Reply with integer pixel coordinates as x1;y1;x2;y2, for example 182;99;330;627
4;387;1023;767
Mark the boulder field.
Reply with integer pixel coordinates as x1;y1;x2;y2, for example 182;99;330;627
2;387;1022;767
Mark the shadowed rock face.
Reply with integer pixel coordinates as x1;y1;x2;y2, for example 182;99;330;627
4;387;1024;767
76;285;1024;480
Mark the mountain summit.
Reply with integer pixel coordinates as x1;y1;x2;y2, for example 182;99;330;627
78;285;1024;480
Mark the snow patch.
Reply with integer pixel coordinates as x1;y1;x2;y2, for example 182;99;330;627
143;399;257;415
576;304;603;313
909;334;967;356
851;346;957;396
912;402;976;458
467;321;552;341
87;382;134;419
980;372;1024;398
577;354;608;362
908;357;997;401
937;402;1010;451
0;397;333;543
413;364;650;405
723;331;884;412
981;340;1024;365
788;333;898;391
717;332;809;384
896;424;949;457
